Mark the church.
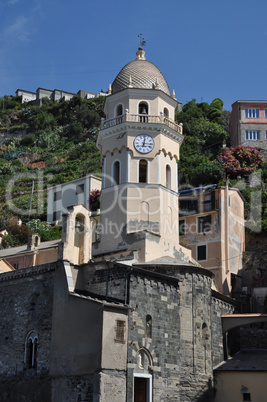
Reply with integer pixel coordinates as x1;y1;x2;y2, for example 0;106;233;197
0;47;237;402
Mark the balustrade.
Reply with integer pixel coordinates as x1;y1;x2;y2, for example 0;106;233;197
100;113;182;133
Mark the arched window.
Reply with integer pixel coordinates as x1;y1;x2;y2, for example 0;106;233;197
202;323;208;345
116;104;123;116
202;322;208;373
139;160;148;183
34;236;39;247
116;104;123;124
166;164;171;189
25;331;38;369
146;315;152;338
113;161;121;185
163;107;169;118
139;102;148;122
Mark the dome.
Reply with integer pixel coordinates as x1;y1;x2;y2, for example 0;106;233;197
111;48;171;96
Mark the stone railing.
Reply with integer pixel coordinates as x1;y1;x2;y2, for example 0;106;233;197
101;113;182;134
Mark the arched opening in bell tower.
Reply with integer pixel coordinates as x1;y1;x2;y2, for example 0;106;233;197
116;104;123;116
139;160;148;183
139;101;148;122
163;107;169;118
115;103;123;123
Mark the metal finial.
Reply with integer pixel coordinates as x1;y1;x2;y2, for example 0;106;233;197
138;33;146;47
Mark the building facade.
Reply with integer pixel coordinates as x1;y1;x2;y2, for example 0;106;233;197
230;100;267;151
16;88;108;104
47;174;101;223
179;185;245;296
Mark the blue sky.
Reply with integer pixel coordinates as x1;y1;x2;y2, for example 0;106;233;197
0;0;267;110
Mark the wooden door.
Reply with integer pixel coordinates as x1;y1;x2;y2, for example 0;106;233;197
134;377;147;402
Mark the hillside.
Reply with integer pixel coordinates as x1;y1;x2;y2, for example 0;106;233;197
0;95;104;228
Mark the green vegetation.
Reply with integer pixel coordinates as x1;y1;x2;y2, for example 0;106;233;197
1;219;61;248
176;98;229;186
0;95;104;231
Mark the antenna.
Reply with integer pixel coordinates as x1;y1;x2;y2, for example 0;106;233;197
138;33;146;47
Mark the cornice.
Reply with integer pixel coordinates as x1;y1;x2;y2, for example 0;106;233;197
0;263;56;282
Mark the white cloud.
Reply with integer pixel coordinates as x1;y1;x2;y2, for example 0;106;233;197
1;16;30;42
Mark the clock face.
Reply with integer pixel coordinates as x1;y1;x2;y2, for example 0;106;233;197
134;134;154;154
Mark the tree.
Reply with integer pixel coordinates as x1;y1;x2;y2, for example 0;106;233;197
176;98;230;186
1;224;30;248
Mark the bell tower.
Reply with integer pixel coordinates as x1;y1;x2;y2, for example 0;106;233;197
96;48;184;262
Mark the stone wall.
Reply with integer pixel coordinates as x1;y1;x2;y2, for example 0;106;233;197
211;293;236;367
81;262;237;402
240;324;267;349
126;266;215;402
0;264;56;401
76;262;127;301
51;375;94;402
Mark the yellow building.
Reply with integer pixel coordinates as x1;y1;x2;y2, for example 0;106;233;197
179;185;245;296
214;349;267;402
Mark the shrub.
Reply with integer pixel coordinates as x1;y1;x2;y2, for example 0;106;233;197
218;145;264;177
89;189;100;211
20;134;36;147
27;219;61;241
1;224;30;248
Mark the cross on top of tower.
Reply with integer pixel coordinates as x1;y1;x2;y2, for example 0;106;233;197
138;33;146;48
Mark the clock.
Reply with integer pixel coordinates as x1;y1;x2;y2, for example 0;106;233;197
134;134;154;154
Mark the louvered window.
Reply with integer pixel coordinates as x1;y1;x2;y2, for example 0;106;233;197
115;320;126;342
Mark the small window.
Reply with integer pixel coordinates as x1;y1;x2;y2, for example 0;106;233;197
34;236;39;247
53;190;62;201
25;331;38;369
179;220;186;235
139;160;148;183
265;109;267;118
53;210;61;221
198;215;212;233
76;184;84;195
245;108;259;118
166;165;171;189
146;315;152;338
243;393;251;401
115;320;126;343
245;130;260;140
13;262;19;269
197;245;207;261
202;323;208;345
113;161;120;185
